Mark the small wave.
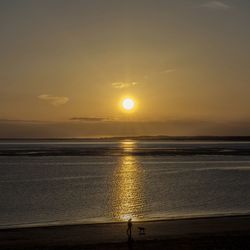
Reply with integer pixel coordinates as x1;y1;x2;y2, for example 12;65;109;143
0;175;105;183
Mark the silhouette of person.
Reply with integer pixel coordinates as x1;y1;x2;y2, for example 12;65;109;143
127;218;133;242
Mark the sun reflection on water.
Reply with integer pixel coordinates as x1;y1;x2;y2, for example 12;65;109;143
120;140;136;153
110;141;146;221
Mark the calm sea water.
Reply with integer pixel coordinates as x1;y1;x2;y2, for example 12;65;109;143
1;140;250;228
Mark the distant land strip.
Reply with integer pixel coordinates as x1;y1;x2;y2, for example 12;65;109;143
1;136;250;141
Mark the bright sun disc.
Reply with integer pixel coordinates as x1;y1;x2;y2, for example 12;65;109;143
122;98;135;111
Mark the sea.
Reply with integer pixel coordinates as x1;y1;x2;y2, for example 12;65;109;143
1;139;250;229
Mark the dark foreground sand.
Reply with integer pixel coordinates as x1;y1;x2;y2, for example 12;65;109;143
1;215;250;249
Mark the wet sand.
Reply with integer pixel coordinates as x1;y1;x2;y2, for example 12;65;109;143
1;215;250;249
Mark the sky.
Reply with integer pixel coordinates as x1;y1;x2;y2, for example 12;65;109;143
0;0;250;137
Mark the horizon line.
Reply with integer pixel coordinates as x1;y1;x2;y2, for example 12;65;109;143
1;135;250;141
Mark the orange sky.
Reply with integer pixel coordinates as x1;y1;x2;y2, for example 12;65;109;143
0;1;250;137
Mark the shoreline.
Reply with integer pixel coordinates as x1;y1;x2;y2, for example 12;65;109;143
1;212;250;230
2;214;250;249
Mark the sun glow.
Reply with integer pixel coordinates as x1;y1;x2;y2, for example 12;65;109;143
122;98;135;111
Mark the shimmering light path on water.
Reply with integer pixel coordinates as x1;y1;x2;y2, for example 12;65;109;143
110;141;146;221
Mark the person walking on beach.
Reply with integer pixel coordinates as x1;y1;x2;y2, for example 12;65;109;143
127;218;133;242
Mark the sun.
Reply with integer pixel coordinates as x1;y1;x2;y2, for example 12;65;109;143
122;98;135;111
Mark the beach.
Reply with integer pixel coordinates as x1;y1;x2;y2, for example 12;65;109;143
1;215;250;249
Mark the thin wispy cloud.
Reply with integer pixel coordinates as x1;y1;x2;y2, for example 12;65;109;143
161;69;177;74
112;82;138;89
200;1;231;10
70;117;108;122
0;118;45;124
38;94;69;106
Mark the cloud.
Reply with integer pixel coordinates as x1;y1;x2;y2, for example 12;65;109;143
38;94;69;106
200;1;231;10
0;119;44;124
161;69;176;74
112;82;138;89
70;117;108;122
